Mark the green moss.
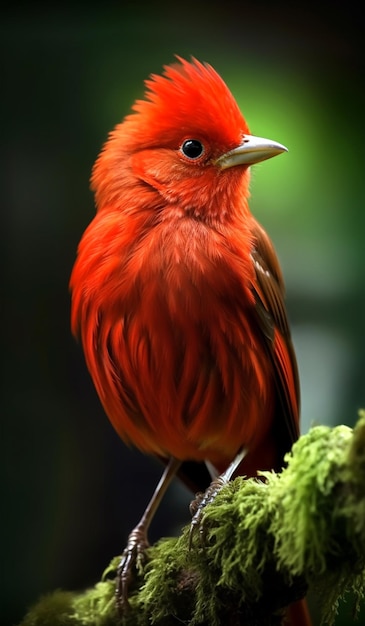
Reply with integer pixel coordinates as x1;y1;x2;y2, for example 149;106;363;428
18;591;78;626
18;414;365;626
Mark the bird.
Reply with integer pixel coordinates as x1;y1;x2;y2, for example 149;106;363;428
70;57;310;624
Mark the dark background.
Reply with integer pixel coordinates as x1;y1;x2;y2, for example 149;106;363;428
2;3;364;625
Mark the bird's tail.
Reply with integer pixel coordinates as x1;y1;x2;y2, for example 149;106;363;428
287;598;312;626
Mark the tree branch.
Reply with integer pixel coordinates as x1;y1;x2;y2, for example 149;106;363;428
18;413;365;626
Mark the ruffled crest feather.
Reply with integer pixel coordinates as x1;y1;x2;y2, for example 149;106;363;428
126;56;249;150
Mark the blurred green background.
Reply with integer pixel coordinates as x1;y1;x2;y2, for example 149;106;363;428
1;3;364;625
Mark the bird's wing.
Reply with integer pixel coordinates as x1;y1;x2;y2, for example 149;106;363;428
164;218;300;491
250;219;300;456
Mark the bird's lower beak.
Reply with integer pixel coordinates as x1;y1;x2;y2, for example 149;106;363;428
215;134;288;169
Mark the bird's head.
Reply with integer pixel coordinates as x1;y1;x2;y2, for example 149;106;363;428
92;57;286;222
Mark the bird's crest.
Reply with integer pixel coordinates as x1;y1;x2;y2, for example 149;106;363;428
126;57;249;151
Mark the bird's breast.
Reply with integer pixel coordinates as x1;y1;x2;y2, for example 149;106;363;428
74;214;275;464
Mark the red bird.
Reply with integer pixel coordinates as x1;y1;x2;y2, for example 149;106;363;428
70;58;310;624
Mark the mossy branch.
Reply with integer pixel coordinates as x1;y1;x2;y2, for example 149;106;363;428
18;413;365;626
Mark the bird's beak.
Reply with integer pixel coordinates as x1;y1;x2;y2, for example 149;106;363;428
215;134;288;169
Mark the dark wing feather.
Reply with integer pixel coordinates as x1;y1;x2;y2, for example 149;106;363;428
250;219;300;456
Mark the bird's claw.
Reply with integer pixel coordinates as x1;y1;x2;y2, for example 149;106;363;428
189;491;204;517
188;477;226;549
115;526;149;615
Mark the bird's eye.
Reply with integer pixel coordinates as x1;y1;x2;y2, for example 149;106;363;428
181;139;204;160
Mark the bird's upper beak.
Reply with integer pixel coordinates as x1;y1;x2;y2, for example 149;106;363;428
215;134;288;169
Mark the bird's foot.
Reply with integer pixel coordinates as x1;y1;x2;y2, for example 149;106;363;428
189;474;227;548
189;447;247;548
115;524;149;615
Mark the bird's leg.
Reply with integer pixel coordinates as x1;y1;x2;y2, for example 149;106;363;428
189;447;247;548
116;456;181;615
